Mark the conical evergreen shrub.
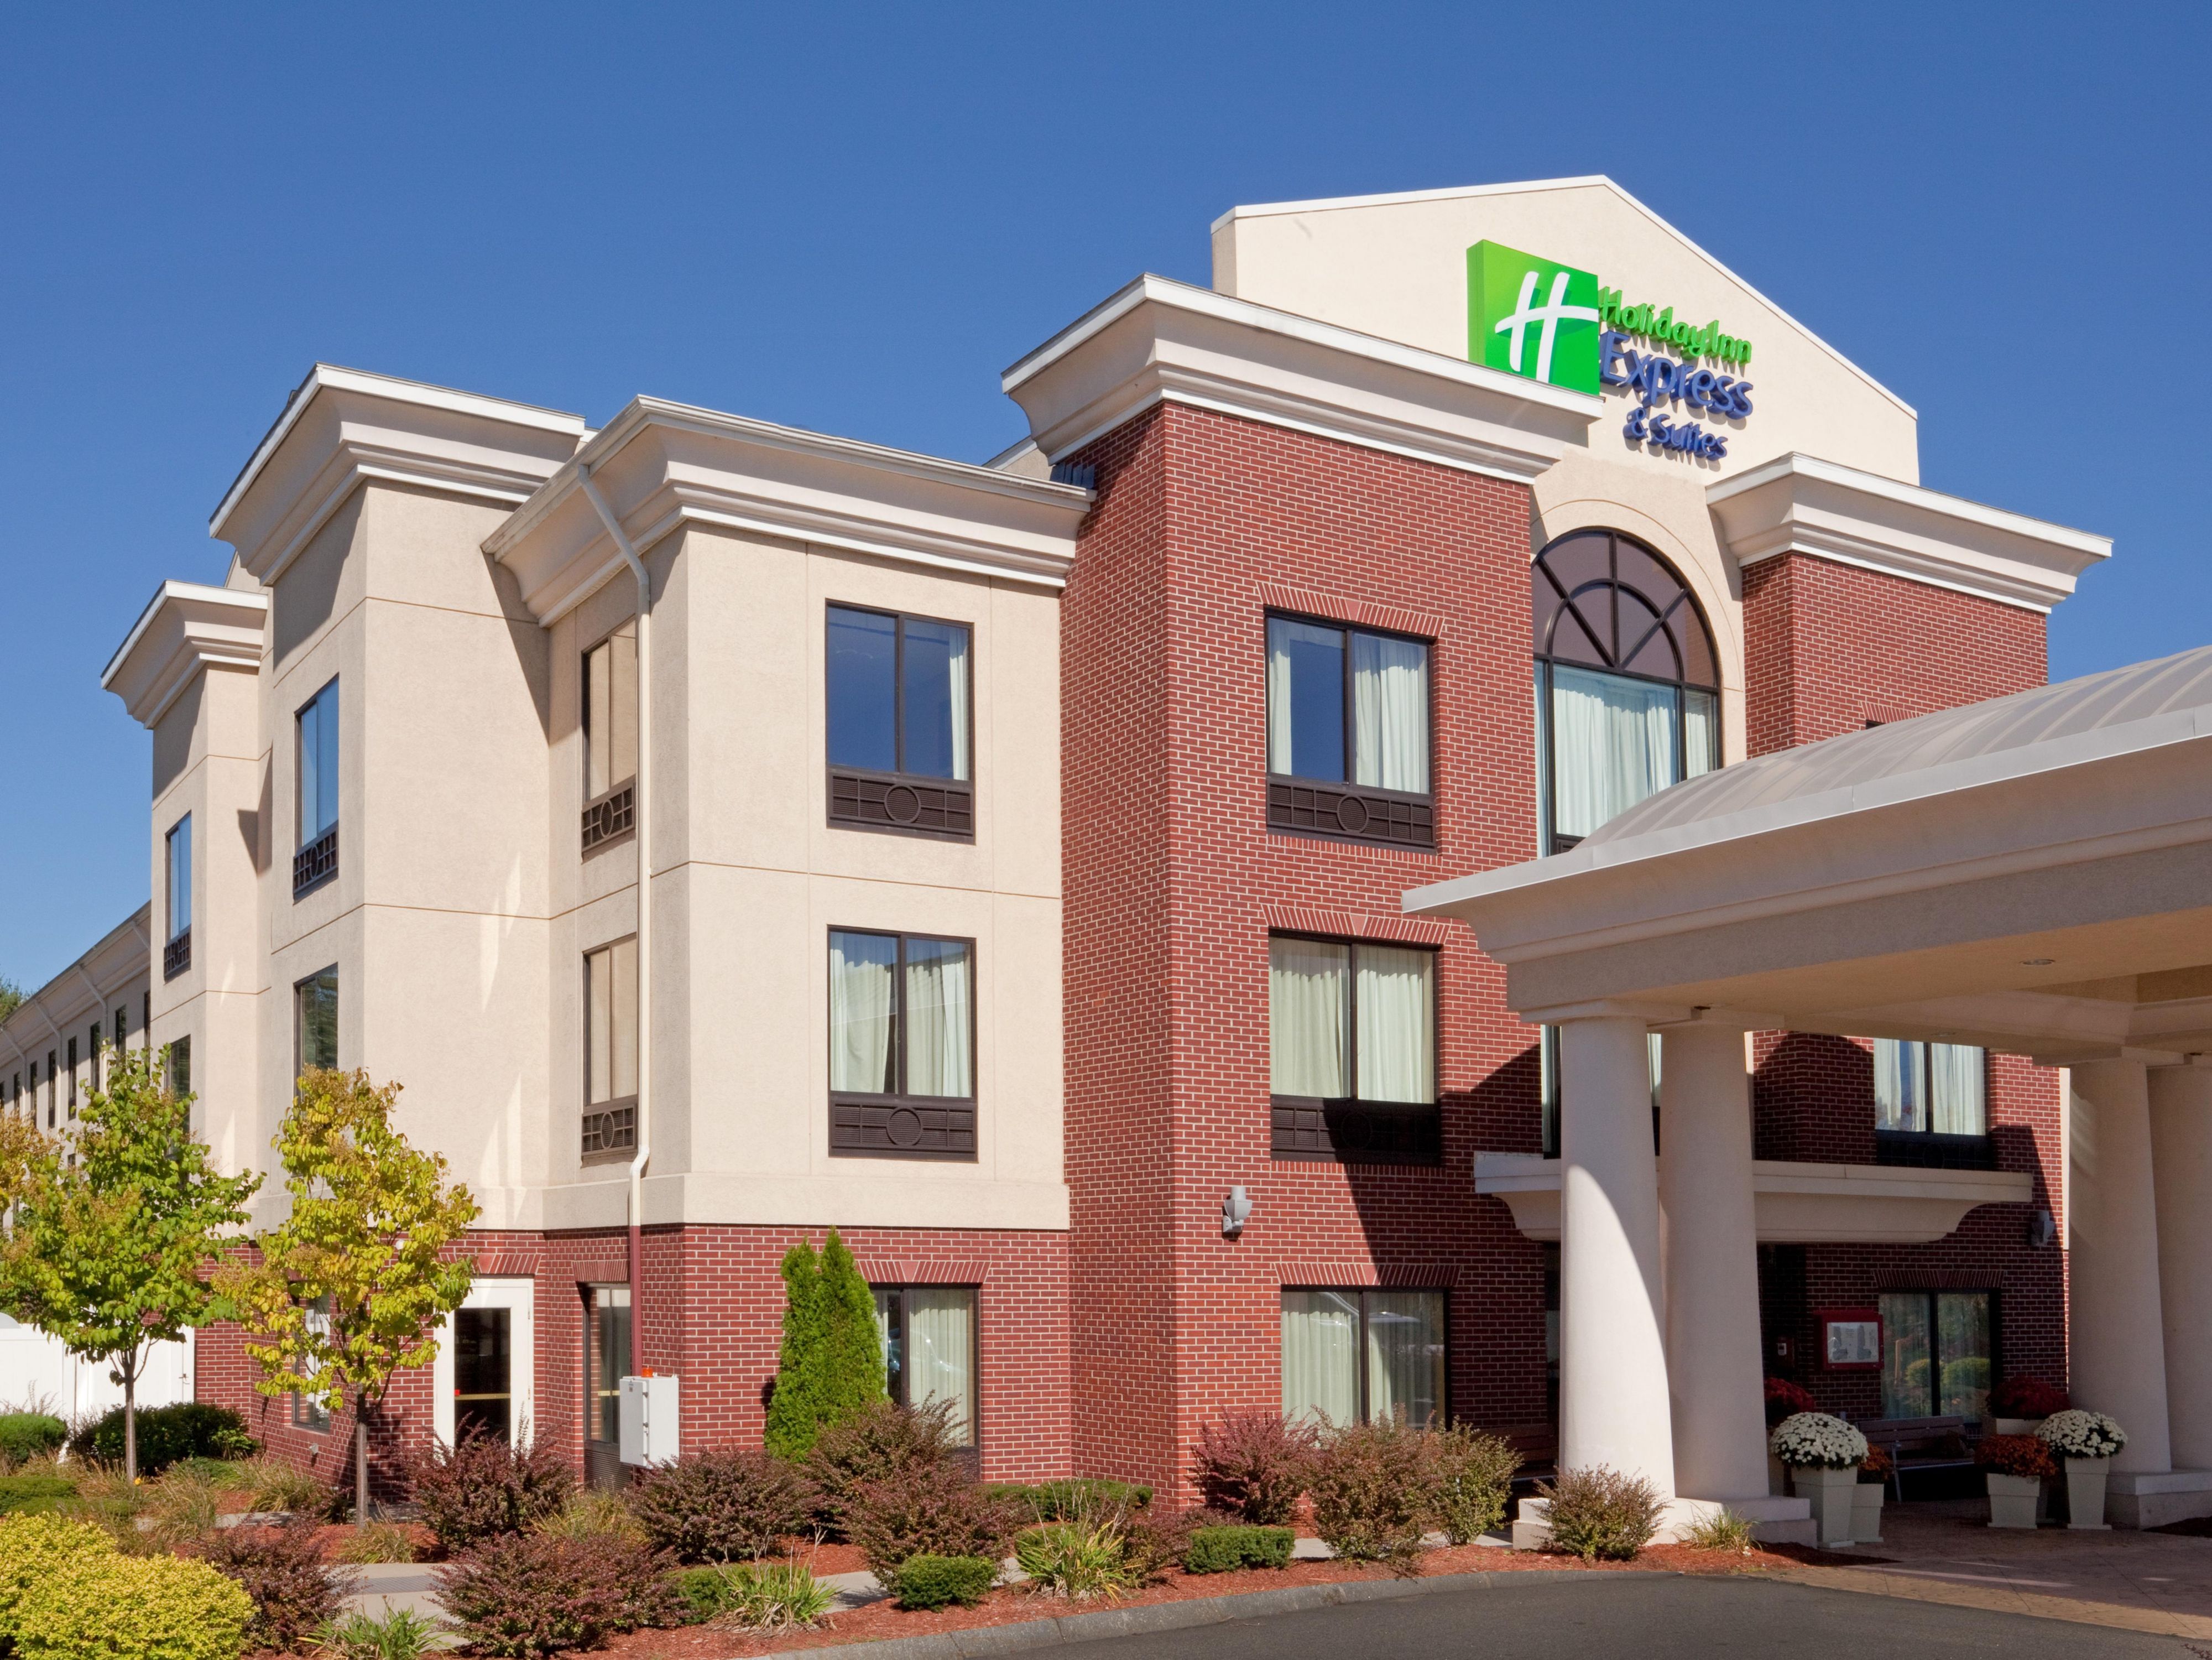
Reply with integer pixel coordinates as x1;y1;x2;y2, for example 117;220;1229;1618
763;1229;887;1459
763;1239;825;1460
818;1229;887;1423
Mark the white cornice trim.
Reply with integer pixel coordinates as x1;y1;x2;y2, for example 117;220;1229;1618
101;581;270;728
488;398;1092;624
211;365;586;540
1211;175;1916;420
1708;451;2111;615
1001;274;1596;485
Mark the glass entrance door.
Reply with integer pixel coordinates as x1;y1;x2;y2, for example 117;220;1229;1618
585;1285;630;1489
453;1308;512;1444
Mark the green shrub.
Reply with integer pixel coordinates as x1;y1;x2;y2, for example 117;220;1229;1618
15;1553;253;1660
627;1447;811;1562
888;1554;997;1610
1014;1521;1137;1601
670;1562;834;1630
198;1522;351;1652
1538;1466;1663;1563
434;1532;682;1657
0;1416;67;1467
0;1476;76;1516
67;1405;253;1477
993;1478;1152;1521
0;1514;118;1641
1306;1419;1433;1572
1181;1524;1293;1573
1426;1426;1519;1544
310;1607;441;1660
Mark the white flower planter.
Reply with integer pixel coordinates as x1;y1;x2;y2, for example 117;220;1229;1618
1791;1465;1858;1546
2064;1455;2110;1530
1987;1471;2042;1528
1852;1479;1885;1543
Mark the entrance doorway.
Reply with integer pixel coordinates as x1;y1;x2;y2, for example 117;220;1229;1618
435;1278;535;1448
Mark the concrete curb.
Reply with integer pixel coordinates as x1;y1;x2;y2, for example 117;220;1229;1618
781;1567;1670;1658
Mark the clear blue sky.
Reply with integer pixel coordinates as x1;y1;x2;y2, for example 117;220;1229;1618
2;3;2205;991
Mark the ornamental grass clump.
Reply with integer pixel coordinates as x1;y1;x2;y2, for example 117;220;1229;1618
1188;1413;1319;1525
1768;1412;1867;1469
1305;1418;1433;1573
311;1607;444;1660
672;1562;837;1631
1426;1425;1519;1544
626;1446;811;1562
198;1522;356;1653
2038;1409;2127;1460
1976;1434;2058;1481
330;1520;420;1564
1014;1520;1139;1601
1537;1466;1663;1563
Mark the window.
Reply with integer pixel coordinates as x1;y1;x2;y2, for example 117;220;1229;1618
1879;1289;1994;1422
295;967;338;1074
42;1053;53;1127
66;1037;77;1114
87;1024;101;1094
582;939;638;1162
1281;1289;1447;1429
167;1036;191;1100
1265;616;1433;847
874;1286;977;1448
825;606;973;838
1874;1040;1991;1168
828;929;974;1159
113;1006;127;1049
1539;1026;1662;1158
585;1286;630;1450
453;1305;515;1443
581;623;638;852
1269;934;1439;1164
294;678;340;896
164;815;192;978
1532;531;1719;853
292;1297;332;1430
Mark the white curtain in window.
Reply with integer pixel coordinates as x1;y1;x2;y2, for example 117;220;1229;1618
1930;1044;1986;1135
904;940;972;1097
1355;946;1433;1104
906;1289;976;1446
1549;665;1678;839
1365;1291;1446;1428
1351;634;1428;793
945;631;971;783
1874;1038;1925;1132
830;932;896;1093
587;938;638;1104
1281;1291;1360;1427
1684;688;1718;778
1270;938;1348;1097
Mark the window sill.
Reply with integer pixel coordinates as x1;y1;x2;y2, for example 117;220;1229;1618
1272;1098;1442;1165
828;768;974;841
831;1093;977;1159
1266;777;1433;850
1875;1130;1998;1171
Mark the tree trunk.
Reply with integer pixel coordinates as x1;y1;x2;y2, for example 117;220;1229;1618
354;1399;370;1527
122;1361;138;1486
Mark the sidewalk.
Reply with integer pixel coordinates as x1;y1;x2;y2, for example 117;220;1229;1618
1771;1497;2212;1640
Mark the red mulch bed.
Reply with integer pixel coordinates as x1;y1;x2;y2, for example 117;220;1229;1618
582;1539;1843;1659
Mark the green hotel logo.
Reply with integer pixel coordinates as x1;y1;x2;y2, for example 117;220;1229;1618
1467;240;1603;395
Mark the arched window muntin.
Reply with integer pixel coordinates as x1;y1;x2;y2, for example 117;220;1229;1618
1532;529;1720;856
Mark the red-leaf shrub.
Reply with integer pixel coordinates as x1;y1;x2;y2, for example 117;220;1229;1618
197;1521;356;1652
1988;1377;2070;1419
1306;1419;1432;1571
843;1461;1016;1582
802;1399;959;1530
1976;1434;2058;1480
1763;1377;1817;1426
435;1532;683;1657
1188;1414;1319;1525
408;1430;575;1552
627;1447;814;1563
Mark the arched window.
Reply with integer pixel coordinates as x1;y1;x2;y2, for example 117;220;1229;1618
1532;530;1720;853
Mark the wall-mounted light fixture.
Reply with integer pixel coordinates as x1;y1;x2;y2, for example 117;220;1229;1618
1221;1186;1252;1238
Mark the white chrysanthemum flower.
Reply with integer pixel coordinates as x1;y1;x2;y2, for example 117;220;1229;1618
2037;1409;2126;1459
1767;1412;1868;1469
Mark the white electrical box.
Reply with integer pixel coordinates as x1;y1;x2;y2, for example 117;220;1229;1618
618;1374;679;1465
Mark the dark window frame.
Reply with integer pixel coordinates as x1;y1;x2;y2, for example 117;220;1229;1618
580;621;639;856
872;1282;982;1451
164;814;192;978
581;935;639;1164
825;603;977;842
582;1283;630;1486
827;926;978;1161
294;965;339;1076
1268;929;1442;1167
1532;531;1720;855
1877;1286;2000;1424
1263;610;1437;850
1279;1285;1452;1429
293;677;341;898
1872;1040;1995;1168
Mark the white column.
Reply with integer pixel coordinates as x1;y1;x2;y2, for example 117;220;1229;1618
1660;1023;1770;1501
1558;1014;1674;1494
2150;1065;2212;1470
2070;1059;2172;1474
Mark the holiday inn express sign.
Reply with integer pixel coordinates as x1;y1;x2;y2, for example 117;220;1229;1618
1468;239;1756;460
